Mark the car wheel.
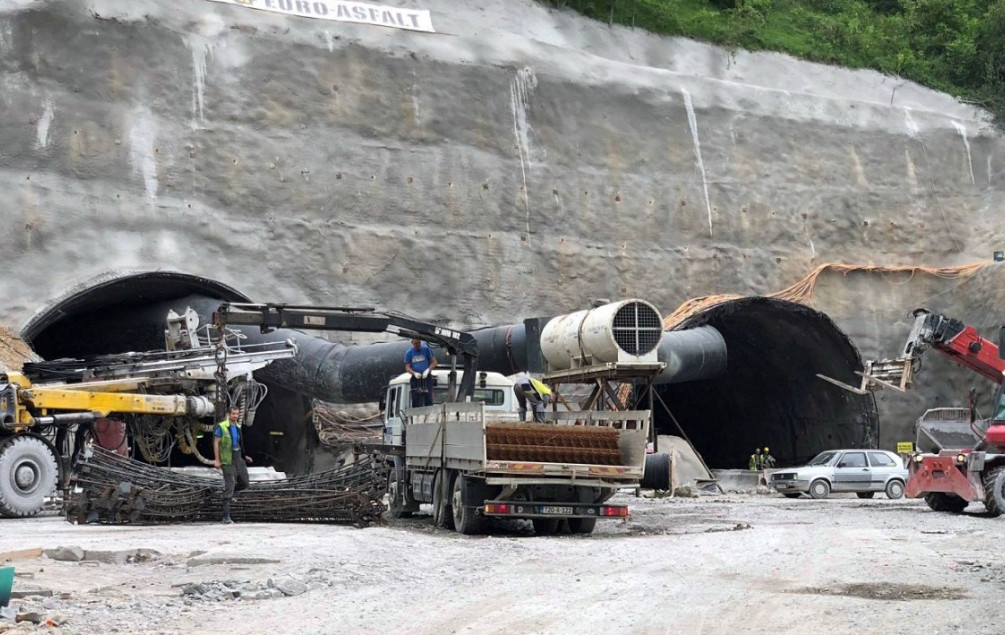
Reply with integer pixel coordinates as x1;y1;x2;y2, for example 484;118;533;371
856;492;875;499
808;479;830;499
885;479;905;500
924;492;969;513
782;493;801;499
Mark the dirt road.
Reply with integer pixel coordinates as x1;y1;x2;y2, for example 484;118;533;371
1;493;1003;634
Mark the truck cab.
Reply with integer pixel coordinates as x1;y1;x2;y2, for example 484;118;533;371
382;370;518;445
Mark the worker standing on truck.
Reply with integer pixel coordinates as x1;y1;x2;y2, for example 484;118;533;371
214;406;252;524
404;338;438;407
513;373;552;422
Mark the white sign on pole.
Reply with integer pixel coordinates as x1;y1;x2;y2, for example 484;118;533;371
206;0;435;33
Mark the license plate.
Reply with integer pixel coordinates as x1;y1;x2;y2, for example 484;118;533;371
538;505;574;515
775;483;792;489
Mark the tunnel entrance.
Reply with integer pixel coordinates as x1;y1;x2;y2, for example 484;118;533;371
23;271;250;359
19;272;330;474
655;297;875;469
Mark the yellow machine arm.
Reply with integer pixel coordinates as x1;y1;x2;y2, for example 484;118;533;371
1;373;215;432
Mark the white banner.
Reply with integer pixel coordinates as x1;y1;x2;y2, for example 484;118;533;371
207;0;435;33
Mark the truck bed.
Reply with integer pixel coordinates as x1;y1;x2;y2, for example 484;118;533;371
404;403;648;485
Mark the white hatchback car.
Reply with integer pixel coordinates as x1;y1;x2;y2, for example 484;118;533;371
769;449;908;500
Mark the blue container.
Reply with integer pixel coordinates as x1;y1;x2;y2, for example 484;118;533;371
0;566;13;608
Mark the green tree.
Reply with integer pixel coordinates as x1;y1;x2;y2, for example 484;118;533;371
903;0;981;87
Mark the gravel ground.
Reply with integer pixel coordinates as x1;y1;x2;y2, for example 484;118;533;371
1;492;1004;634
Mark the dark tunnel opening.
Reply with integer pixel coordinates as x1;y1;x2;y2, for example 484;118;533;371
23;272;251;359
656;298;875;469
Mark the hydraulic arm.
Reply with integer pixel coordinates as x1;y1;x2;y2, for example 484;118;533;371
0;373;215;431
213;303;480;401
901;309;1004;385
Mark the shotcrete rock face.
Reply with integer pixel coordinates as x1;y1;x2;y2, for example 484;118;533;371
656;298;875;468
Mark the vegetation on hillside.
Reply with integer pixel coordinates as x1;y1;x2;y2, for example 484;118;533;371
545;0;1005;120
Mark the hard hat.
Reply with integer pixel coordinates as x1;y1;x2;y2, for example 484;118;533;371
764;447;770;452
754;448;760;452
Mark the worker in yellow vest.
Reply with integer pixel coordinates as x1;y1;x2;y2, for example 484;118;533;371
513;373;553;422
214;405;252;524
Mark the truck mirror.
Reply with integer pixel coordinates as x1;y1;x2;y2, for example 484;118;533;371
969;386;978;423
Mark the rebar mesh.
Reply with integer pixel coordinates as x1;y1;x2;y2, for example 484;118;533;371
65;447;387;526
485;423;622;465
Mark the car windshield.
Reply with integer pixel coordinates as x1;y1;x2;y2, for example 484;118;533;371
808;451;837;466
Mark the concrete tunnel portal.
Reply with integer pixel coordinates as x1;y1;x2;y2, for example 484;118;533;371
658;298;876;469
20;272;875;471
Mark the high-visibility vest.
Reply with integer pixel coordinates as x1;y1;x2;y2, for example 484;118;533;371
528;376;552;398
218;419;242;465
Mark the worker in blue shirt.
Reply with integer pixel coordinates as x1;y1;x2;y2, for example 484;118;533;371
404;338;438;407
214;405;252;524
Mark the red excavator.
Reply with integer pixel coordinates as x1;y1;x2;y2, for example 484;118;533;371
856;309;1005;515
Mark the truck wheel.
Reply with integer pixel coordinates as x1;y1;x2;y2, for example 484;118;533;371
923;492;969;513
567;518;597;534
450;475;486;535
532;518;561;535
0;436;59;518
386;468;412;519
884;479;905;500
432;470;454;530
808;479;830;499
981;466;1005;517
